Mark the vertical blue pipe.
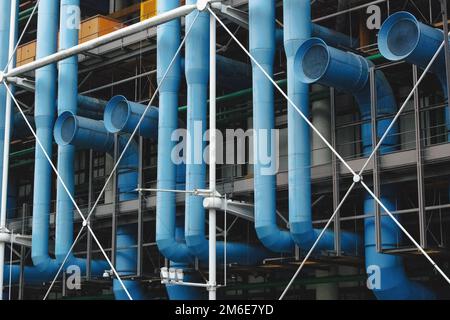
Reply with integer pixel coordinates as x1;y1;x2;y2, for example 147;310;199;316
183;0;269;264
0;1;18;222
31;0;60;271
296;37;432;299
249;0;294;253
56;0;80;263
113;226;147;300
184;0;209;259
155;0;192;263
284;0;332;251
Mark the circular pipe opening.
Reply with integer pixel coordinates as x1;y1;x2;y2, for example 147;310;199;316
54;111;78;146
104;95;131;133
295;38;330;83
378;12;420;61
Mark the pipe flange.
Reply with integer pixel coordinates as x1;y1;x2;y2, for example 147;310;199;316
197;0;210;11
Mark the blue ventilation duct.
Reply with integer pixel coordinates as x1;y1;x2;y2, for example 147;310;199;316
249;0;294;253
104;95;158;138
165;227;205;300
54;111;144;300
114;226;148;300
378;11;449;140
0;1;19;222
296;37;433;299
31;0;62;273
184;1;268;265
364;195;435;299
155;0;192;264
276;24;359;49
56;0;107;275
283;0;358;253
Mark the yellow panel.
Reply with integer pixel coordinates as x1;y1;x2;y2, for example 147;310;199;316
140;0;157;21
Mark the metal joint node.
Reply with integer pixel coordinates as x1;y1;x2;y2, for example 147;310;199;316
206;281;217;291
353;175;362;183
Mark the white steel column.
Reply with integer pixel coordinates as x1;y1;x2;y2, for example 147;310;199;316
0;0;18;300
208;9;217;301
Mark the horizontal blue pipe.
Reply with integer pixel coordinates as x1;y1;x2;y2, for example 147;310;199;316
54;112;138;201
104;95;158;139
249;0;294;253
156;0;192;264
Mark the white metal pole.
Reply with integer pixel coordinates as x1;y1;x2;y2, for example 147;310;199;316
208;10;217;301
5;4;196;78
0;0;18;300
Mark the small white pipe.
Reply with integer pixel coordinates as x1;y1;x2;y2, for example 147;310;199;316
208;10;217;301
5;4;197;78
0;0;18;300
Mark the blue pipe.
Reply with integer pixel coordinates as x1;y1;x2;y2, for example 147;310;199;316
283;0;356;253
54;112;144;299
364;195;435;299
0;1;18;222
296;37;433;299
249;0;294;253
165;227;204;300
56;0;79;263
184;1;268;265
378;11;449;140
31;0;61;272
104;95;158;139
276;24;359;49
156;0;192;263
114;226;147;300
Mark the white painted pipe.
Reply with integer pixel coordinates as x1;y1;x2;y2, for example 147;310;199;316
4;4;197;78
208;11;217;301
0;0;18;300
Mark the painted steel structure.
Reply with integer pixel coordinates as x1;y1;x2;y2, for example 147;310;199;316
0;0;448;301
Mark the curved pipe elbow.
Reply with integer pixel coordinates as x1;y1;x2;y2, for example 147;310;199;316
255;225;294;253
104;95;158;139
290;222;360;254
156;238;193;264
296;38;399;156
378;11;447;77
